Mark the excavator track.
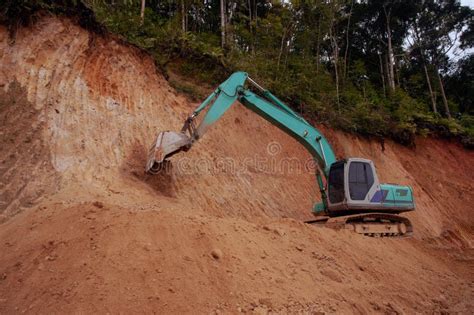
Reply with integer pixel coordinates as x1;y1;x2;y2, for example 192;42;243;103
306;213;413;238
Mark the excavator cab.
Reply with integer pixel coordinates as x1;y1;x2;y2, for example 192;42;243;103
310;158;415;236
325;158;415;214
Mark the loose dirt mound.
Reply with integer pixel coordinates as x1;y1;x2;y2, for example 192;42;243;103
0;17;473;313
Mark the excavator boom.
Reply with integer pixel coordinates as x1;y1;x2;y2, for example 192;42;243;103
146;72;415;237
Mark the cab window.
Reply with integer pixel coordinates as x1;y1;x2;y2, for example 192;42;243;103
349;162;374;200
328;162;345;204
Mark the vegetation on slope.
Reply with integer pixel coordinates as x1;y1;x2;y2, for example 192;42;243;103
2;0;473;147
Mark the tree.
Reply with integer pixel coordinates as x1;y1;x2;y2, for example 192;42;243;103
220;0;226;48
328;1;343;110
140;0;145;25
408;12;438;114
182;0;186;32
409;0;471;118
447;55;474;115
349;0;414;95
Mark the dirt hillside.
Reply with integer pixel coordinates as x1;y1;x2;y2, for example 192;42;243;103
0;17;473;314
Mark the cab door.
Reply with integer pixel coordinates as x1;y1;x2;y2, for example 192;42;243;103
346;159;380;207
327;161;347;210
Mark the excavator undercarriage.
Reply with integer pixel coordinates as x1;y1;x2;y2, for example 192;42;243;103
306;213;413;237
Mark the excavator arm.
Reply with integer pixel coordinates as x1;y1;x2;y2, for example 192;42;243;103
146;72;336;211
147;72;336;175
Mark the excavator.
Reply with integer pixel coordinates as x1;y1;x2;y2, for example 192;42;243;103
146;72;415;237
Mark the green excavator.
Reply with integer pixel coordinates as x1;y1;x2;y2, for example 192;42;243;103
146;72;415;237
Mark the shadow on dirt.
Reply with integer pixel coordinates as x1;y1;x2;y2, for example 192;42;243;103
122;142;177;198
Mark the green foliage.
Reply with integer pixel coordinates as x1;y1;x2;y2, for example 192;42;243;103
1;0;104;36
1;0;472;148
459;115;474;148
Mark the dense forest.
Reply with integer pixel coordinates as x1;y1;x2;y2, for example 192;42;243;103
2;0;473;146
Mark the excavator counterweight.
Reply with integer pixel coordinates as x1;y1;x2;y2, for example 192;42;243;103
146;72;415;237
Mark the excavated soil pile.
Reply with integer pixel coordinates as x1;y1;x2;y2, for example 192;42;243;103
0;17;473;313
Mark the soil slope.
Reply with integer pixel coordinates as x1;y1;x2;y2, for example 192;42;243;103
0;17;473;314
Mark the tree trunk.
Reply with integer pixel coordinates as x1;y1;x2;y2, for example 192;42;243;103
228;1;236;21
384;6;395;92
334;54;340;111
343;0;353;80
181;0;186;32
422;63;437;114
253;0;258;50
394;56;400;87
220;0;226;48
277;28;286;68
140;0;146;25
227;1;237;47
385;54;390;93
413;25;437;114
436;67;451;118
378;53;386;98
386;27;395;91
247;0;253;53
329;22;340;111
247;0;252;26
316;18;321;73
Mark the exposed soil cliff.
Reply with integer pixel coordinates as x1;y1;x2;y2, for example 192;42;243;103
0;17;472;313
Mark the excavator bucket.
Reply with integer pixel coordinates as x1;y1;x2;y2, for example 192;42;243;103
145;131;191;174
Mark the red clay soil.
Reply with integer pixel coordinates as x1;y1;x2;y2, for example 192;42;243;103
0;17;473;314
